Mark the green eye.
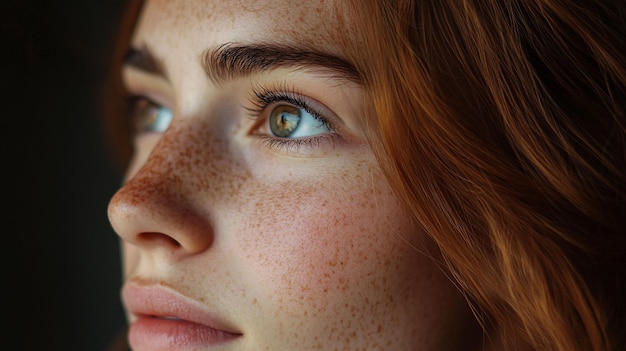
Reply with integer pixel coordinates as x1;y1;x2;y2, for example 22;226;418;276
269;105;301;137
268;104;328;138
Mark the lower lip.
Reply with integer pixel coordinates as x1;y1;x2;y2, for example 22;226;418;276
129;316;240;350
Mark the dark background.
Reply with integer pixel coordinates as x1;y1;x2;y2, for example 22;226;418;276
3;1;129;350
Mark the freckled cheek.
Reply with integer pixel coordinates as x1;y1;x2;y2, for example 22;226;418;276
234;170;419;305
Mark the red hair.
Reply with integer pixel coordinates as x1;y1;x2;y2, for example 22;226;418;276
344;1;625;350
100;0;143;173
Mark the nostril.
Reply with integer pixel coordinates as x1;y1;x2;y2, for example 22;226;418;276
137;232;183;248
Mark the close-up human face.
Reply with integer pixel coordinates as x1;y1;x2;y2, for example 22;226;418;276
107;0;481;350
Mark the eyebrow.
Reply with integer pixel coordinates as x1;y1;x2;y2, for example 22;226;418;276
123;45;166;78
202;43;362;84
122;43;362;85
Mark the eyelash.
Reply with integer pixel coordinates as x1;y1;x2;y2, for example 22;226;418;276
245;84;337;151
124;85;338;151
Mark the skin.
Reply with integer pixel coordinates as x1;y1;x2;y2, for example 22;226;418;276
108;0;482;349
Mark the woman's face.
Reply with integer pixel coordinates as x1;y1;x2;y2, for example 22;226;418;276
108;0;479;350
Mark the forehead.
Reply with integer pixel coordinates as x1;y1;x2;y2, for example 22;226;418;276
133;0;351;54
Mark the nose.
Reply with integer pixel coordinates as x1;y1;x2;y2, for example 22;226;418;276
107;131;215;256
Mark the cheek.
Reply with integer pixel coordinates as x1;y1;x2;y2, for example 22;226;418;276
237;160;406;283
229;159;461;345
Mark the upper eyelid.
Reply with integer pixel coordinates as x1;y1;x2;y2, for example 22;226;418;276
122;66;174;107
122;56;357;123
125;85;174;112
124;74;351;139
245;86;339;129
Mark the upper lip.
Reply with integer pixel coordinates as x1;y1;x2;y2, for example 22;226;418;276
122;280;242;335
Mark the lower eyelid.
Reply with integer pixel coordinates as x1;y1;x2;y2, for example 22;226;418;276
253;133;340;154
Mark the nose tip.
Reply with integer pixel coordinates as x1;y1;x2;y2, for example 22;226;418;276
107;172;214;256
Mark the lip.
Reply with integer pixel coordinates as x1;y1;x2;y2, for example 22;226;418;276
122;281;242;350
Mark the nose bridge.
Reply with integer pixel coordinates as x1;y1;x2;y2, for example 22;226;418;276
108;118;230;255
137;120;218;199
125;118;223;211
